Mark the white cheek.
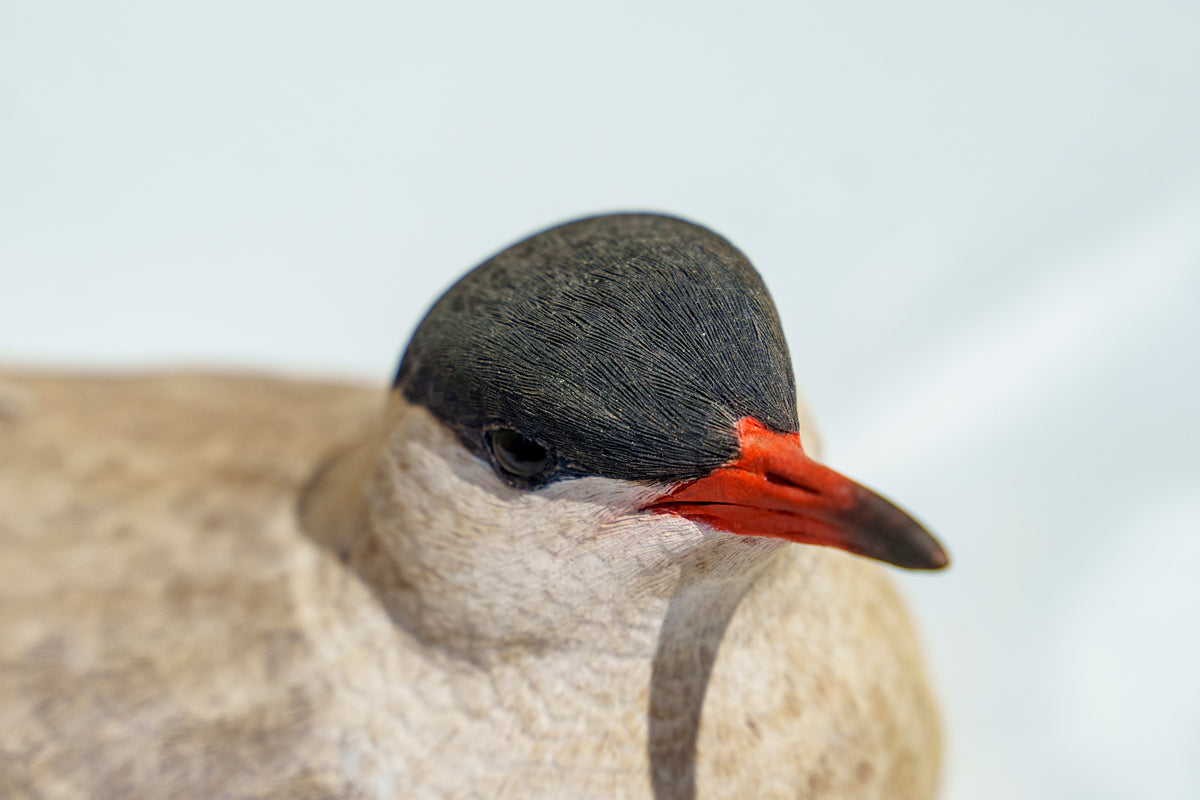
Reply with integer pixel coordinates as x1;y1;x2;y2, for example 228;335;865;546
369;400;782;651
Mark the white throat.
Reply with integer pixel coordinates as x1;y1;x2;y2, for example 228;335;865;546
301;395;787;665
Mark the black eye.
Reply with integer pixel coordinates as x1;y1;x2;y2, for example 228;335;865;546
488;428;553;482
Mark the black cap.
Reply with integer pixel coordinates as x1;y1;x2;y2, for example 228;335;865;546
395;214;799;487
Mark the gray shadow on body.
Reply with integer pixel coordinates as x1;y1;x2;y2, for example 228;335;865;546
648;576;755;800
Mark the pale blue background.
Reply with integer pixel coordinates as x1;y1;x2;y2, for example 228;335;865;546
3;2;1199;797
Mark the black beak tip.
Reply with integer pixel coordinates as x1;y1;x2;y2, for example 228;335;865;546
854;488;951;571
881;526;950;570
910;540;951;571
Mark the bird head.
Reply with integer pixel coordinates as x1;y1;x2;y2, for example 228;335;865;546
365;214;946;652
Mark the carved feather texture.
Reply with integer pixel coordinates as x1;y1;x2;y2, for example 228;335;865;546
398;214;798;483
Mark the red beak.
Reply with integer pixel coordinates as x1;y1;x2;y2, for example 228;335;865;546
645;418;949;570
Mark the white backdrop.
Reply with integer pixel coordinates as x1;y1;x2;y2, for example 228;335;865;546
3;2;1199;797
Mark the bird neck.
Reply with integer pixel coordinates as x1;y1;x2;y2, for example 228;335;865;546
297;402;792;789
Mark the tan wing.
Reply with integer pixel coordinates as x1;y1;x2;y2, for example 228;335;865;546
0;372;381;799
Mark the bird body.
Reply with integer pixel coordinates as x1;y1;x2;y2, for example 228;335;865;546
0;215;945;798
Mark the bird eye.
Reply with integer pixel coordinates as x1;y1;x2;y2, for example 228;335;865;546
488;428;553;482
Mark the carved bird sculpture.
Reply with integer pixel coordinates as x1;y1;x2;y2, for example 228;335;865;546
0;214;948;799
